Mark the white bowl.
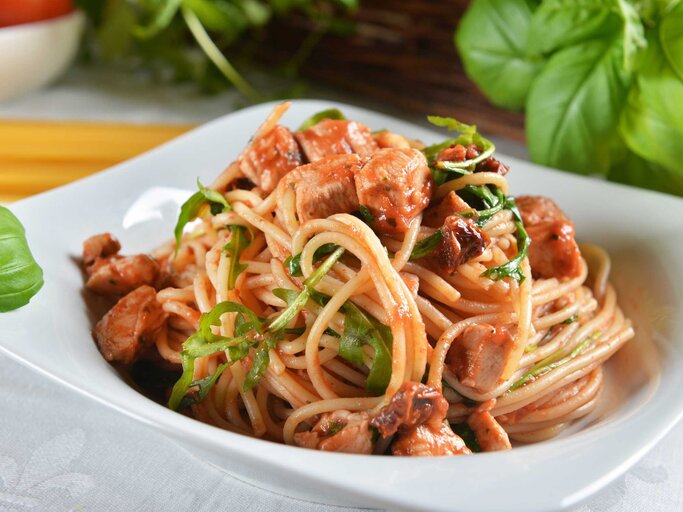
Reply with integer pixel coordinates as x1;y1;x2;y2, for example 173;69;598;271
0;11;84;102
1;101;682;512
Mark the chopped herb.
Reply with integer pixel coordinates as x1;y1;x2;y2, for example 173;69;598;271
450;422;481;453
325;420;346;436
562;314;579;325
511;331;601;391
222;225;251;289
298;108;346;131
285;243;339;277
409;230;444;260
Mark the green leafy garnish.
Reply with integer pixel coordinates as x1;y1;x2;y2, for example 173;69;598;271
284;243;339;277
562;314;579;325
450;422;482;453
174;179;230;256
177;362;230;410
325;420;347;436
298;108;346;130
481;198;531;282
409;230;444;260
243;331;282;391
357;205;375;226
510;331;601;391
0;207;43;312
338;302;393;394
222;225;251;289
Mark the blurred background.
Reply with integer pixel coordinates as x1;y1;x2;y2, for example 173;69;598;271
1;0;682;202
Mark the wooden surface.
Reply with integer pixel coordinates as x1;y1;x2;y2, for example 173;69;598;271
0;121;193;203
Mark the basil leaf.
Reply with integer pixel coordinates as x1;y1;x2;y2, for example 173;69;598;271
456;0;544;110
0;207;43;312
527;36;632;176
174;179;230;256
481;199;531;282
661;1;683;82
339;302;392;394
133;0;183;39
409;230;444;260
284;243;339;277
222;225;250;289
298;108;346;131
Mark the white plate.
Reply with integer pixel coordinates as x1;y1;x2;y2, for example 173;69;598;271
2;101;682;512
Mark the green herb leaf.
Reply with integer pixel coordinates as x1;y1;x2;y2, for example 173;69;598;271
409;230;444;260
426;115;476;134
481;198;531;282
339;302;393;394
450;422;482;453
423;116;496;170
200;301;264;341
285;243;339;277
298;108;346;130
0;207;43;312
660;1;683;82
133;0;183;39
526;36;632;176
358;205;375;226
455;0;544;110
243;331;282;391
223;225;251;289
178;362;230;410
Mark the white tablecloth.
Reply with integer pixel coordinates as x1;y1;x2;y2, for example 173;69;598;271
0;67;681;512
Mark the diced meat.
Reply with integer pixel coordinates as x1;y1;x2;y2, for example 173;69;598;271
436;144;480;163
475;157;509;176
93;285;166;364
370;381;448;437
429;216;490;274
278;154;361;223
447;324;515;393
294;410;373;454
467;410;511;452
238;125;302;193
423;191;475;228
355;148;433;234
83;233;121;267
516;196;582;280
86;254;160;297
392;422;472;456
295;119;378;162
400;272;420;297
374;130;411;149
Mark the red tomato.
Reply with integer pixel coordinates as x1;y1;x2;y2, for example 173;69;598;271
0;0;74;27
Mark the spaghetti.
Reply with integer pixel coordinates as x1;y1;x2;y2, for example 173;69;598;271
82;104;633;455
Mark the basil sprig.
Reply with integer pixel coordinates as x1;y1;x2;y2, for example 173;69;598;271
0;207;43;312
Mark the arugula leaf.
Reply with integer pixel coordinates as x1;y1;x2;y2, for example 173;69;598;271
222;225;251;289
200;301;264;341
174;179;230;256
455;0;544;110
526;36;633;176
178;362;230;410
481;198;531;282
510;331;600;390
0;207;43;312
423;116;496;170
357;205;375;226
339;302;393;394
298;108;346;130
243;331;282;391
450;423;482;453
284;243;339;277
409;230;444;260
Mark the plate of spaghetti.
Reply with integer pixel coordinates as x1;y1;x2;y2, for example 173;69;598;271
2;101;682;512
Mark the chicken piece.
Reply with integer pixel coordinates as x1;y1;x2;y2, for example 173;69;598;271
400;272;420;297
392;422;472;456
295;119;378;162
93;285;166;364
467;410;511;452
355;148;433;234
86;254;160;297
423;191;475;228
429;216;490;274
238;124;302;193
374;130;411;149
370;381;449;437
294;410;373;454
447;324;515;393
516;196;582;279
83;233;121;267
278;154;361;223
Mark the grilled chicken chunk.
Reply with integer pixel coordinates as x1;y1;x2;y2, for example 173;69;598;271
295;119;378;162
355;148;433;234
423;191;475;228
447;324;515;393
93;285;166;364
467;408;511;452
278;154;361;223
516;196;582;279
392;422;472;456
238;124;302;193
83;233;121;266
429;216;489;274
294;410;373;454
